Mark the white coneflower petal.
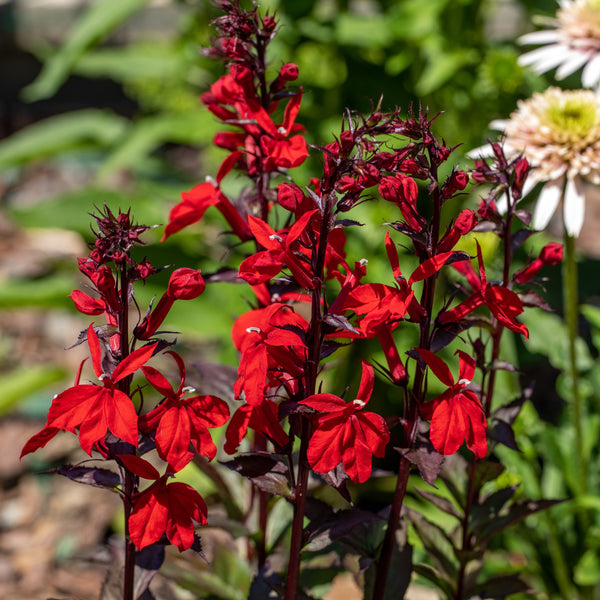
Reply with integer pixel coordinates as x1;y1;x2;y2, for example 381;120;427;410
518;45;566;70
533;177;564;230
564;175;586;235
519;0;600;89
555;51;592;79
582;53;600;86
518;30;562;45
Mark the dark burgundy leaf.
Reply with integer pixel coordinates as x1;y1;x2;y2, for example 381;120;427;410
471;485;518;532
514;209;532;226
477;499;564;543
473;220;499;233
443;250;471;265
519;291;553;311
221;453;292;499
471;573;533;598
334;219;364;228
53;465;121;489
489;359;518;372
318;463;352;503
398;442;444;487
488;421;520;451
320;339;349;360
510;228;534;253
429;319;477;353
306;508;381;551
416;489;462;519
404;508;457;580
412;564;454;598
363;531;412;600
204;267;243;283
323;313;359;334
493;392;529;425
473;460;506;495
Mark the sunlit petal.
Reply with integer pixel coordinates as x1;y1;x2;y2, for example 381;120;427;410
533;177;564;230
564;175;586;236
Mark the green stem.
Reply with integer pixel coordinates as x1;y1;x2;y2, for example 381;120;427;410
563;233;586;493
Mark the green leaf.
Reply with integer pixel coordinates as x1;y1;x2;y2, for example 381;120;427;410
97;110;219;179
574;549;600;586
334;13;393;48
0;110;128;167
73;44;182;84
23;0;152;101
0;275;75;308
0;365;66;415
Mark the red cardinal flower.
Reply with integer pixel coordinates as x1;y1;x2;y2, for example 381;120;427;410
21;324;157;457
417;349;487;459
139;352;230;471
513;242;563;284
232;303;307;406
135;268;206;340
300;361;390;484
120;455;207;551
238;210;318;288
438;242;529;338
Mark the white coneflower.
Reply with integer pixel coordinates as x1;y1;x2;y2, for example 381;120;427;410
473;87;600;236
519;0;600;89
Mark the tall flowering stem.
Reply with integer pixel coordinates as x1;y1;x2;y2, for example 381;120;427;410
22;207;228;600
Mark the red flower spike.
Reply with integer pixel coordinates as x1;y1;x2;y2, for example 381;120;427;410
300;361;390;484
120;455;207;551
417;349;487;459
139;352;229;471
439;242;528;338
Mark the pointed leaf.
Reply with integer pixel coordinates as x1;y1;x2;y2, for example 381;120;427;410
53;465;121;489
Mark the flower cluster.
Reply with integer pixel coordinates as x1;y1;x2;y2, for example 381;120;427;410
22;207;229;554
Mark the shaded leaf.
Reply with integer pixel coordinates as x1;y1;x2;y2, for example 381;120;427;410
398;442;444;487
476;499;564;544
470;485;518;533
488;420;520;451
416;488;462;520
412;563;454;598
323;313;359;334
404;508;457;580
221;453;292;499
306;508;380;552
318;463;352;503
510;228;534;253
52;465;121;489
471;573;533;598
363;531;412;600
519;291;552;311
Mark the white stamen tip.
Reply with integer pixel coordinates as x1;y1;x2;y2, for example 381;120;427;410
458;378;471;387
269;234;283;242
353;399;366;408
182;386;196;394
99;374;109;381
246;326;261;334
359;258;368;265
277;126;287;135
